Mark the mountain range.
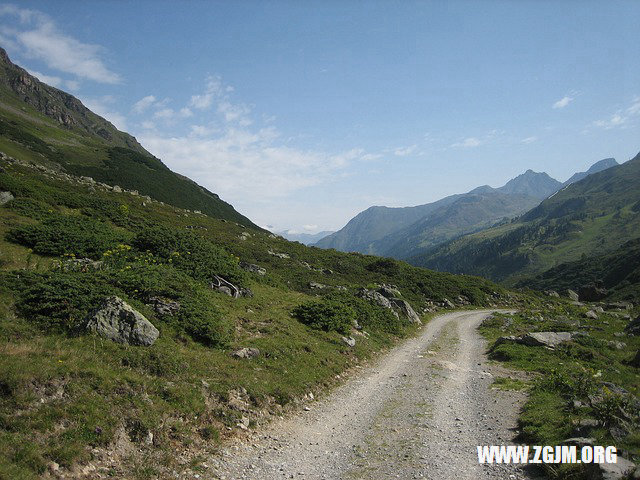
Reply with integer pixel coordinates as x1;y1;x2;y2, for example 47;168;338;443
315;159;618;261
276;230;335;245
414;153;640;294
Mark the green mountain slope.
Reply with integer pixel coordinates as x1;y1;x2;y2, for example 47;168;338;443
414;153;640;285
520;237;640;300
0;47;257;227
314;194;463;252
370;191;540;259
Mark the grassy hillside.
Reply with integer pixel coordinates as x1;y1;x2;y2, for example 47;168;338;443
413;154;640;287
0;47;257;228
0;155;509;479
520;238;640;300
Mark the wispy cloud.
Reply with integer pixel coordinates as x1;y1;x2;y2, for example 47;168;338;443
521;136;537;144
452;137;482;148
552;95;574;109
132;95;157;114
136;76;375;203
393;145;417;157
592;96;640;130
0;4;121;84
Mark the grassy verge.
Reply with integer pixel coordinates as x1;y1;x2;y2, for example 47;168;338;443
479;300;639;478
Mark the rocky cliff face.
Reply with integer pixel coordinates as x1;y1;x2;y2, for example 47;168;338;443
0;47;144;152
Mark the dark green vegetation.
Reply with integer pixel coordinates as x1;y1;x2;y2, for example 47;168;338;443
415;154;640;291
0;47;256;227
480;303;639;478
0;157;503;478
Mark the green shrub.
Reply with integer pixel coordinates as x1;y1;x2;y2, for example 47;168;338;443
132;225;245;286
177;295;232;348
15;272;115;332
6;215;128;259
292;300;355;334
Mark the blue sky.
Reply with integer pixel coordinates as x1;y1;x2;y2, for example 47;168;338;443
1;1;639;232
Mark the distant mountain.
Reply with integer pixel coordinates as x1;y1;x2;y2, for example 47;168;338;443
496;169;562;199
414;153;640;286
366;191;540;259
317;161;616;261
314;194;463;253
0;47;258;227
562;157;618;186
277;230;335;245
316;168;564;258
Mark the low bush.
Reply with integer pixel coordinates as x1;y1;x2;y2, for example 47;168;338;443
133;225;245;286
292;300;355;334
6;215;128;259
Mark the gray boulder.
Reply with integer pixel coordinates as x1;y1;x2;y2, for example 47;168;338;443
566;289;579;301
239;262;266;275
377;285;401;298
584;310;599;320
341;336;356;347
546;290;560;297
84;296;159;346
520;331;574;348
232;347;260;359
495;332;574;349
442;298;455;309
356;288;394;310
0;191;14;205
147;296;181;316
389;298;422;325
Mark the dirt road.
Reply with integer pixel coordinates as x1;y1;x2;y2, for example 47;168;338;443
209;310;529;479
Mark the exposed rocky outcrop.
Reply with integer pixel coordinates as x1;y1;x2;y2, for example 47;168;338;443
146;297;181;316
210;275;252;298
0;191;13;204
84;296;159;346
356;287;421;324
232;347;260;359
566;289;579;301
494;331;575;349
239;262;266;275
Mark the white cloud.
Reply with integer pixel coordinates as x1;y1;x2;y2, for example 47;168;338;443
592;96;640;130
303;224;318;231
0;5;121;84
452;137;482;148
552;95;573;109
139;127;370;202
189;76;224;109
132;95;157;114
521;136;537;144
393;145;417;157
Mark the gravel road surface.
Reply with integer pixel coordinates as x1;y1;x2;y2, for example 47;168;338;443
209;310;531;480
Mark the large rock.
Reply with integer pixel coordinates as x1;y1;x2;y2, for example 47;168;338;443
0;191;14;205
84;296;159;346
356;288;394;310
232;347;260;359
584;310;599;320
520;331;574;348
377;285;401;299
625;316;640;336
389;298;422;325
147;296;181;316
495;332;574;349
566;289;579;301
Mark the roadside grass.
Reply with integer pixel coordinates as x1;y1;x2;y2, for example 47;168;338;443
491;376;528;391
479;300;640;478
